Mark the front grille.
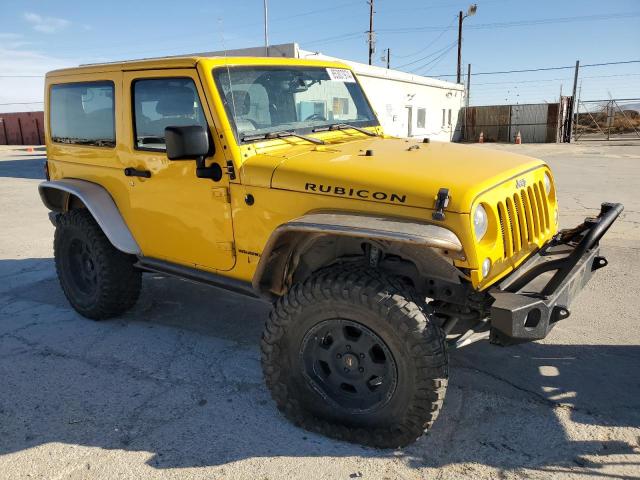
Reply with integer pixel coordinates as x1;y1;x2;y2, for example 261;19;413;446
496;180;550;258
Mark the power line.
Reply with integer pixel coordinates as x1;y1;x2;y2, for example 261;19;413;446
0;101;44;105
431;59;640;78
473;72;640;87
378;11;640;34
393;16;457;60
303;31;364;47
410;43;458;74
395;40;457;70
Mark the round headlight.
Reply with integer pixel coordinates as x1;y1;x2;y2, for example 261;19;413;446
482;258;492;278
544;172;552;195
473;205;488;240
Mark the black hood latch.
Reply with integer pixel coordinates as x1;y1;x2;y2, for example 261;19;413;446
432;188;450;221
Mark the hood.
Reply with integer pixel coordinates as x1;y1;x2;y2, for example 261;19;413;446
244;137;546;213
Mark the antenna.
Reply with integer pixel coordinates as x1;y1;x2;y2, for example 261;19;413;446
218;17;238;126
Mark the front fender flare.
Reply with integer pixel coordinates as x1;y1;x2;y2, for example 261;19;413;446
38;179;141;255
252;212;465;297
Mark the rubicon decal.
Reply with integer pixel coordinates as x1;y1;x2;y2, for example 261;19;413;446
305;183;406;204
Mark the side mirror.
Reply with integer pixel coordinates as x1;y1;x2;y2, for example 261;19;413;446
164;125;212;160
164;125;221;181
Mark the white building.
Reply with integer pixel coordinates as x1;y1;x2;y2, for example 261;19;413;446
196;43;465;142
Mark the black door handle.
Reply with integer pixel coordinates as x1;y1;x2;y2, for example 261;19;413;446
124;167;151;178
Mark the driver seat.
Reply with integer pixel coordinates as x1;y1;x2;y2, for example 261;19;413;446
229;90;257;131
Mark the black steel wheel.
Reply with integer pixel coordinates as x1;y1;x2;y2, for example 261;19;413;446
301;319;397;413
261;265;448;448
67;237;98;297
54;208;141;320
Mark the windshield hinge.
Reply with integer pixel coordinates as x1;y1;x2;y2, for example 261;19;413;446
226;160;236;180
432;188;450;221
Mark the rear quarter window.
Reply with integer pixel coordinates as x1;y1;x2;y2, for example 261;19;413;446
49;81;115;147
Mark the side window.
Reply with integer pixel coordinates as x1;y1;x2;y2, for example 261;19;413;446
417;108;426;129
132;77;207;151
50;81;115;147
442;109;446;127
448;109;452;126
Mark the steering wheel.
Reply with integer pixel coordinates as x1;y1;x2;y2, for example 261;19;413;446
304;113;326;122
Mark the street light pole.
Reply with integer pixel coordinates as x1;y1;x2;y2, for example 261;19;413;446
263;0;269;57
457;4;477;84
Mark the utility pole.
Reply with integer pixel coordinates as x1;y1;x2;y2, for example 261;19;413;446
557;83;562;143
368;0;375;65
457;11;463;84
568;60;580;143
457;4;477;84
464;63;471;141
466;63;471;107
385;48;390;69
263;0;269;56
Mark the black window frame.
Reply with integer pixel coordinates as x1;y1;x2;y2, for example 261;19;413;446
130;76;210;153
49;80;116;148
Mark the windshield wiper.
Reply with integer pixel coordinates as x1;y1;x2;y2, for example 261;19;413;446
241;130;325;145
312;123;378;137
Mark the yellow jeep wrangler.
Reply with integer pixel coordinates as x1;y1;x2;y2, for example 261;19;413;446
39;56;622;448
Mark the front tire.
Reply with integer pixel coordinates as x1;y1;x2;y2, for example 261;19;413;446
54;209;141;320
261;266;448;448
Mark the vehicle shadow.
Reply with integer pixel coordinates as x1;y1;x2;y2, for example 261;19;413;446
0;158;46;180
0;257;638;475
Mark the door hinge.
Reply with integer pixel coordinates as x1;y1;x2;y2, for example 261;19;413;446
226;160;236;180
212;187;230;203
216;241;235;254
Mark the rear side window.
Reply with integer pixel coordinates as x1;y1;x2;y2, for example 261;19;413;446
132;78;207;151
50;81;115;147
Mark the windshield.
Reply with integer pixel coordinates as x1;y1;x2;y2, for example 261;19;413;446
213;66;379;142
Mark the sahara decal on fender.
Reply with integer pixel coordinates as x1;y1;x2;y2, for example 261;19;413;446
304;183;407;204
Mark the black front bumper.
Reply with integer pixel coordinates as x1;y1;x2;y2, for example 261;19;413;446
489;202;623;343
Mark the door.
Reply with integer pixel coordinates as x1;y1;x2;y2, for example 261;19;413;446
405;106;413;137
120;69;235;271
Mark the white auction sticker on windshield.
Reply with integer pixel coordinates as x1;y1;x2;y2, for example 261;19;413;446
326;68;356;83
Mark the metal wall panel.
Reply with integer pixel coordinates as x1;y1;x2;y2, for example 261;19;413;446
456;103;561;143
0;111;45;145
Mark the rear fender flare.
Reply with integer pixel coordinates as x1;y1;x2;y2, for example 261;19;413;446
38;179;141;255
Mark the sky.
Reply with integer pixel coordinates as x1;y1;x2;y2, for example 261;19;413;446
1;0;639;112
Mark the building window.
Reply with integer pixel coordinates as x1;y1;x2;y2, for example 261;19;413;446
50;81;115;147
333;97;350;115
132;78;207;151
448;109;452;126
442;109;446;126
417;108;426;129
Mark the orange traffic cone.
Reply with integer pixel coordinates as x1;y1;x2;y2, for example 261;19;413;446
515;131;522;144
478;131;484;144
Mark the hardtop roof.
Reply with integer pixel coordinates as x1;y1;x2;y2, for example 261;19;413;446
46;56;350;77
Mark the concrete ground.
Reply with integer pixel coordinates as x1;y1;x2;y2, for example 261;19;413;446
0;142;639;479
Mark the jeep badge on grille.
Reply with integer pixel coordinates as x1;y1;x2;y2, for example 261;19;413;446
516;178;527;189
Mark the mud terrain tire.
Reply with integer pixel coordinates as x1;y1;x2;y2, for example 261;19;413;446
54;209;141;320
261;265;448;448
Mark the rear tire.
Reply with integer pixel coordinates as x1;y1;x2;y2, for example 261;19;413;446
261;265;448;448
54;209;141;320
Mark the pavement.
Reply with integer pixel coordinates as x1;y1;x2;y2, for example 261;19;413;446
0;143;639;479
